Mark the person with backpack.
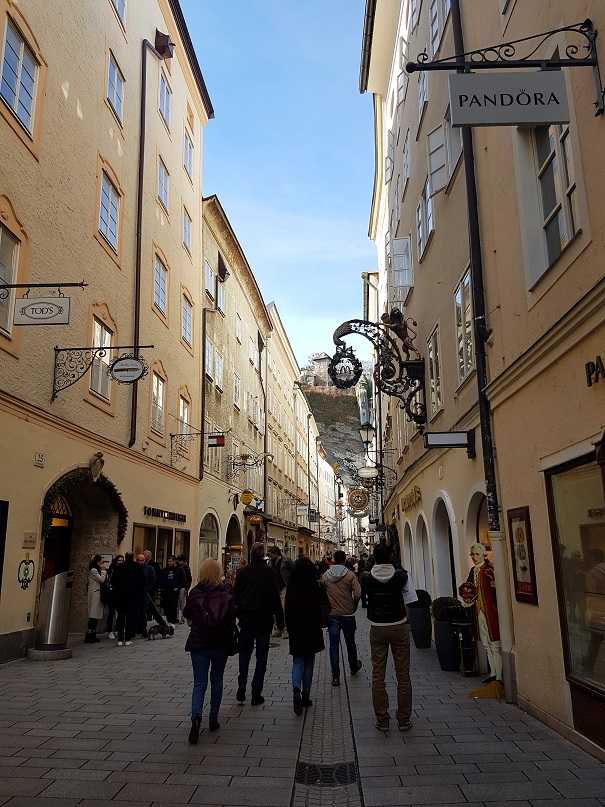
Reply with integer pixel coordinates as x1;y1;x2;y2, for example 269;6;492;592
233;542;284;705
286;557;330;715
322;549;362;687
361;542;413;733
183;558;236;743
268;546;293;639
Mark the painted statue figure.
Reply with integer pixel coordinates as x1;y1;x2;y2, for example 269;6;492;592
459;543;502;682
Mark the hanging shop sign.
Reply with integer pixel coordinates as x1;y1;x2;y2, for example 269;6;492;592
207;433;226;448
109;355;147;384
424;430;476;459
249;514;263;526
14;297;70;326
347;487;370;513
296;505;308;517
241;490;255;506
449;71;569;127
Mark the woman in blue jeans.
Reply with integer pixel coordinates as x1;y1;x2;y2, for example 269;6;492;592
285;557;331;715
183;558;236;743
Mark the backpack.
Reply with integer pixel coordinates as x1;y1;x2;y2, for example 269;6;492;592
199;590;231;628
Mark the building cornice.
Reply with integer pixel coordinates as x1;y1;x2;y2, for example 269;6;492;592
167;0;214;119
359;0;377;93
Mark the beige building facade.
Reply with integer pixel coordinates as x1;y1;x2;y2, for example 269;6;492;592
0;0;213;659
361;0;605;752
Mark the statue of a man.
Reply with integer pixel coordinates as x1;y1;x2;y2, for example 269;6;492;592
459;543;502;682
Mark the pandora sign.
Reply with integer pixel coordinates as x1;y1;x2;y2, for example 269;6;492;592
449;71;569;127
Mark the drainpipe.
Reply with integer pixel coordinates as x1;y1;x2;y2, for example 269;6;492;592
315;437;321;550
306;413;312;536
451;0;515;701
258;335;268;513
129;33;174;448
198;307;209;479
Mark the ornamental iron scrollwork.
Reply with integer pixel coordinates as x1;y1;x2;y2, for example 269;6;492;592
328;309;427;426
52;345;153;401
407;19;604;115
170;430;203;466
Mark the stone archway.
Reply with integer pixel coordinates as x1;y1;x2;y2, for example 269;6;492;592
403;522;414;577
433;498;457;597
415;514;432;595
466;491;489;551
41;468;127;634
199;513;220;563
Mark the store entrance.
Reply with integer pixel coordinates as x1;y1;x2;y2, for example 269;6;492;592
42;495;72;581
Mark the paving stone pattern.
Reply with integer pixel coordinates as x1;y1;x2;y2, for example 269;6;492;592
0;612;603;806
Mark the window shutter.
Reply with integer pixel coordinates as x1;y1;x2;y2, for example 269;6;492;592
384;129;395;184
427;125;447;195
390;237;413;307
397;72;408;107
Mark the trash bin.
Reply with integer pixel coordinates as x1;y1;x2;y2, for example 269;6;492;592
35;570;74;650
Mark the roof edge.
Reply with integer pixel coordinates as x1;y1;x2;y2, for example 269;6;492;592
168;0;214;120
359;0;377;94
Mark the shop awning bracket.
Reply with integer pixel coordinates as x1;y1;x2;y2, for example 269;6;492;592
51;344;153;401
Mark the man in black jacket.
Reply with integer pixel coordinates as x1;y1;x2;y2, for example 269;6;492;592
234;542;284;705
361;542;412;733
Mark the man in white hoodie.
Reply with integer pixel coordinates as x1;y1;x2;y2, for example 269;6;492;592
322;550;362;686
361;542;412;733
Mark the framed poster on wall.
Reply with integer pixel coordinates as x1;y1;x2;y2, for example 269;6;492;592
507;506;539;605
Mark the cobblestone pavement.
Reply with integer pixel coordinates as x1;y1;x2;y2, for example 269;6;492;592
0;612;604;807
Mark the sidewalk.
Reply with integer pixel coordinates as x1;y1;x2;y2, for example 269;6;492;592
0;612;603;807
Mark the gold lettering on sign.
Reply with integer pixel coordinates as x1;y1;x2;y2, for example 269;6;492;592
401;486;422;512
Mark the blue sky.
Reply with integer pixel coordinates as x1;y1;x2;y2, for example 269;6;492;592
181;1;376;367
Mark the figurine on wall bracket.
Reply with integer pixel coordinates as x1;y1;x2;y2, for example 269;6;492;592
459;543;502;683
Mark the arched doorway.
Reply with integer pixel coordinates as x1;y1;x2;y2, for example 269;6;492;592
416;515;432;594
224;515;242;570
433;498;457;596
41;467;127;634
403;522;414;576
466;491;490;551
199;513;219;562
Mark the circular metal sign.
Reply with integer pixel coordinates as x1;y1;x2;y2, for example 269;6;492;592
347;487;370;513
241;489;255;506
109;355;146;384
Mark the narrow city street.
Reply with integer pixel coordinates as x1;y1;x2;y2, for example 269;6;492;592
0;616;604;807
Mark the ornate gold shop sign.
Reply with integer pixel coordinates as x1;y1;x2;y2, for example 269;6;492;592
401;486;421;513
347;487;370;513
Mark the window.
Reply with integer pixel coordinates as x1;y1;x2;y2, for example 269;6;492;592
428;125;447;194
1;19;37;133
107;52;124;121
533;124;578;268
90;318;112;399
184;130;194;178
215;350;224;391
430;0;450;56
217;280;225;313
389;236;413;308
151;373;165;433
205;336;214;379
394;174;401;224
454;270;474;381
384;128;394;184
111;0;126;23
444;107;462;177
418;67;428;123
158;158;169;211
99;171;120;250
159;71;171;127
427;327;442;413
410;0;420;30
204;261;215;298
416;177;434;258
153;256;167;313
178;396;190;435
233;372;241;409
0;222;18;335
235;312;242;342
182;207;191;251
181;296;192;345
397;71;408;107
403;130;410;186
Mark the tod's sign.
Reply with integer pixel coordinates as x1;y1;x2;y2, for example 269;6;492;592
449;71;569;127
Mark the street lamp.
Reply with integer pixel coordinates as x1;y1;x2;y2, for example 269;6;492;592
359;422;376;447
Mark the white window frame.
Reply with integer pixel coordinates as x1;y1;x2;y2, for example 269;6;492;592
389;235;413;308
427;124;447;195
427;326;442;414
90;317;112;400
153;255;168;314
178;396;190;436
158;158;169;211
184;129;194;179
181;295;192;345
418;67;428;124
444;106;462;180
416;177;434;258
107;51;124;121
0;222;19;336
235;312;242;342
151;373;165;434
159;70;171;128
454;269;474;382
402;129;410;188
217;280;225;313
205;336;214;380
204;261;215;298
182;207;192;252
215;349;224;391
99;171;120;251
233;372;241;409
0;18;38;133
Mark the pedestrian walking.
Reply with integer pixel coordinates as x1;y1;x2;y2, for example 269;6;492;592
85;555;107;644
233;542;284;705
268;545;293;638
142;551;158;633
357;553;369;608
322;549;362;686
111;552;142;646
159;555;185;625
177;555;193;624
184;558;237;743
361;542;413;733
286;557;331;715
106;554;124;639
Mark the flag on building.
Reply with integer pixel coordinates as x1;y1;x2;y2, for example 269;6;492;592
207;433;225;448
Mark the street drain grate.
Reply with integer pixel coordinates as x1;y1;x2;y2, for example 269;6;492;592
295;761;357;787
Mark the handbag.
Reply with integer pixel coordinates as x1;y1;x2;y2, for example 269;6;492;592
227;623;240;657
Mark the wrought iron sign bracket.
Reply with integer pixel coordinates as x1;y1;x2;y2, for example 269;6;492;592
52;344;153;401
0;280;88;302
406;19;604;115
170;430;203;466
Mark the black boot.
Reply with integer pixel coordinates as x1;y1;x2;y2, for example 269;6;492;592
209;718;220;732
301;691;313;708
84;632;98;644
188;717;201;745
293;687;303;716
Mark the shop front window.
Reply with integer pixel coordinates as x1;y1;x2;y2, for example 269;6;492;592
549;459;605;691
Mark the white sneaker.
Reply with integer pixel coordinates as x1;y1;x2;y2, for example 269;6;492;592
108;632;116;640
117;641;123;647
125;641;133;646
